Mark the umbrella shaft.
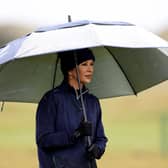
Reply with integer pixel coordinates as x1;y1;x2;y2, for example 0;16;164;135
74;52;97;168
74;52;88;122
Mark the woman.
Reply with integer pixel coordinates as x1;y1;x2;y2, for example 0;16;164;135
36;48;108;168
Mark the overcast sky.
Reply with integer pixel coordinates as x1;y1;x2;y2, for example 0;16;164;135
0;0;168;33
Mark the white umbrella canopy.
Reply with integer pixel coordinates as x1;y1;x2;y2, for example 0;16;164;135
0;20;168;103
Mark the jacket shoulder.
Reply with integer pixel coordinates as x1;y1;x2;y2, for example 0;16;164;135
87;92;99;102
39;87;62;103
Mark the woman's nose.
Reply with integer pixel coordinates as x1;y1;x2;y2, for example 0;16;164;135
88;65;93;72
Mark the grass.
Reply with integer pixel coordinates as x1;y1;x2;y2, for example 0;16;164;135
105;119;160;152
1;92;168;168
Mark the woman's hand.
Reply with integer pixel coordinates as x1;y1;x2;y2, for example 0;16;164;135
87;144;103;160
71;121;92;142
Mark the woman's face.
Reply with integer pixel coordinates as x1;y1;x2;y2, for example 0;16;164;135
69;59;94;85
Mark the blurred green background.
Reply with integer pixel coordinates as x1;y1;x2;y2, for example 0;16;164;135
0;24;168;168
1;82;168;168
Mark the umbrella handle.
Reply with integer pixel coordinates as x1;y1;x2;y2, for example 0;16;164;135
90;159;97;168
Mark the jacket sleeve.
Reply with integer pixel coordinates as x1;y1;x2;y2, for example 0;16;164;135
94;99;108;158
36;91;72;149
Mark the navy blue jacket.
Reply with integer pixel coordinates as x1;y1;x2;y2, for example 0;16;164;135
36;81;107;168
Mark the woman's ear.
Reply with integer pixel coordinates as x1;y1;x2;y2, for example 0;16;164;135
68;68;77;79
68;70;74;80
68;71;72;76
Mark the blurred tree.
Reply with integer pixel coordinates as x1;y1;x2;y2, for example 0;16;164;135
0;24;34;47
159;27;168;41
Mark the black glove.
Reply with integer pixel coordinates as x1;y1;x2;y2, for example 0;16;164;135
71;121;92;142
87;144;102;160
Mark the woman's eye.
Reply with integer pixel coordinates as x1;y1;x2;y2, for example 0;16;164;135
80;61;94;66
81;63;87;66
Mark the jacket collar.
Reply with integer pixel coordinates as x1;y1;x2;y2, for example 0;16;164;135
59;80;89;99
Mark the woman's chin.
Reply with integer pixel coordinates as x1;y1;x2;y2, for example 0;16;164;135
83;79;92;84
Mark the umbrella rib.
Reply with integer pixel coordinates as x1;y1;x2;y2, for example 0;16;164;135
104;47;137;95
52;55;59;89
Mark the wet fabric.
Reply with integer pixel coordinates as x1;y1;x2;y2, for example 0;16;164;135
36;81;107;168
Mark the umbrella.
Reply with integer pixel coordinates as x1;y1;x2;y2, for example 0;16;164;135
0;20;168;103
